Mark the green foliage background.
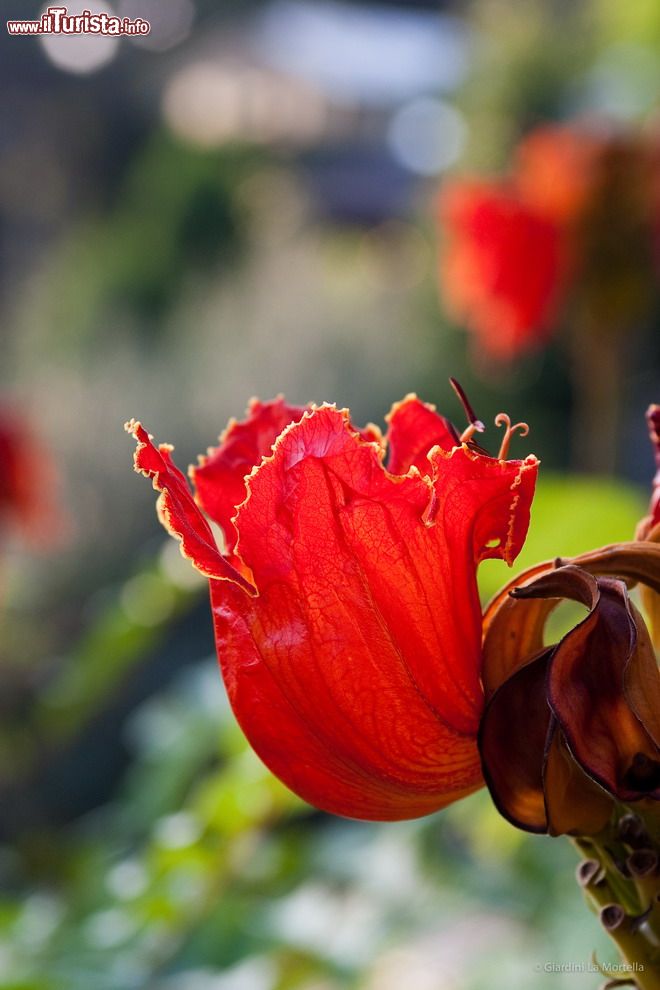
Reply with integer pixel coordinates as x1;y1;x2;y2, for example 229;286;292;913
1;1;659;988
0;477;646;990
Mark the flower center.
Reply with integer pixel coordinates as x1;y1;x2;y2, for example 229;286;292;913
449;378;529;459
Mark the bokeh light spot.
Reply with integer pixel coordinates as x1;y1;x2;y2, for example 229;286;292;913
118;0;195;51
39;1;120;75
387;97;466;176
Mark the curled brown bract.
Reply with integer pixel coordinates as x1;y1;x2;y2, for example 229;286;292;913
480;547;660;836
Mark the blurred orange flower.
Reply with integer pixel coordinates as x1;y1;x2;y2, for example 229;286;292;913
439;122;660;361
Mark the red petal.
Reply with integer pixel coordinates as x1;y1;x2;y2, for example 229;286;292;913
208;405;537;818
640;404;660;534
648;404;660;472
126;420;254;595
191;397;308;553
385;394;459;475
637;404;660;646
211;579;480;820
427;443;538;569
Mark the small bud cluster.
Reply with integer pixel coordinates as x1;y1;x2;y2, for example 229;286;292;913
576;812;660;988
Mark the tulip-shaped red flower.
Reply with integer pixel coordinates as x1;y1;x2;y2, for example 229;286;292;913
128;394;538;820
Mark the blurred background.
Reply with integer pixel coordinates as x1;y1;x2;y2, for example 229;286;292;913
1;0;659;987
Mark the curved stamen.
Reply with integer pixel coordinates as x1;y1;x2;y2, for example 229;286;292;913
450;378;485;443
449;377;479;424
495;412;529;460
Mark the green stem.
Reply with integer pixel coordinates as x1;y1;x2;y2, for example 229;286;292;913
572;824;660;990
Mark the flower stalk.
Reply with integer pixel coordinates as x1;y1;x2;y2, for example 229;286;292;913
574;816;660;990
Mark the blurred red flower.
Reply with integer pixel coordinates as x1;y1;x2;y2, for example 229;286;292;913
637;404;660;649
639;404;660;538
128;394;538;820
439;122;660;361
440;181;566;361
0;407;60;547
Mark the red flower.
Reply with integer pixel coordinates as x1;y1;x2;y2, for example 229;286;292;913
439;181;566;361
439;123;660;362
637;404;660;649
0;407;60;546
515;125;604;225
638;404;660;538
128;394;538;820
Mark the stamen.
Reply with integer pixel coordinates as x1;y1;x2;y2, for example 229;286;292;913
450;378;485;442
495;412;529;460
449;377;479;424
459;421;484;444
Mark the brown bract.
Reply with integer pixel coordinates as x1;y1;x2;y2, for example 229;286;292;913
479;553;660;836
